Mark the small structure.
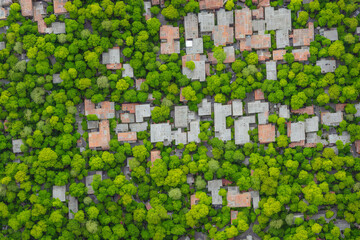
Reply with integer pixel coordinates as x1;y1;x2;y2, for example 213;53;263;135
184;13;198;39
68;196;78;219
217;9;233;26
322;28;338;41
251;34;271;49
186;38;203;54
265;7;291;31
84;100;115;119
290;122;305;143
227;186;251;208
135;104;151;122
198;12;215;33
122;64;134;78
276;30;290;48
291;105;314;115
293;47;310;62
208;180;223;205
252;7;264;19
266;61;277;80
321;112;343;126
190;194;199;208
174;106;189;128
52;74;62;84
232;100;243;116
52;22;66;34
198;98;212;116
258;124;275;144
182;54;206;82
89;120;111;150
87;121;99;130
231;210;238;224
235;8;252;39
143;1;151;20
305;117;319;133
129;122;148;132
214;103;232;141
20;0;33;17
251;191;260;209
12;139;24;153
135;79;145;91
199;0;223;10
235;116;256;145
120;113;135;123
188;121;200;143
273;50;286;61
247;101;269;114
355;140;360;154
328;132;351;144
316;59;336;73
102;47;121;70
160;25;180;54
115;124;129;133
117;132;137;143
279;105;290;119
53;185;66;202
53;0;67;15
150;150;161;166
86;171;102;195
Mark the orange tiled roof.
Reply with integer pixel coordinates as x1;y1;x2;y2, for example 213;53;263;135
257;50;271;61
34;6;47;34
151;0;164;5
118;132;137;142
258;0;270;7
213;25;234;46
289;140;305;148
207;51;235;64
151;150;161;164
182;54;202;67
273;50;286;61
191;194;199;208
252;7;264;19
199;0;223;10
20;0;33;17
107;63;122;70
251;34;271;49
291;105;314;115
89;120;110;150
160;25;180;54
293;48;310;62
336;104;347;112
235;8;252;40
222;179;233;186
254;89;265;101
227;192;251;208
146;202;152;210
53;0;67;14
258;124;275;144
355;140;360;154
239;38;251;52
84;100;115;119
122;103;138;114
292;22;314;47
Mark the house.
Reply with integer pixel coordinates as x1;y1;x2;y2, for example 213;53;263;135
293;47;310;62
355;140;360;154
266;61;277;80
115;124;129;133
188;121;200;143
208;46;235;64
316;59;336;73
53;0;67;15
198;98;212;116
175;106;189;128
292;22;314;47
33;2;49;34
89;120;111;150
257;50;271;61
171;129;188;145
12;139;24;153
305;117;319;132
247;101;269;114
53;74;62;84
86;171;102;194
122;64;134;78
321;112;343;126
0;42;5;50
239;36;252;52
252;19;265;33
184;13;198;40
214;103;232;141
87;121;99;130
52;22;66;34
187;174;194;185
250;34;271;49
273;50;286;61
254;89;265;101
234;116;255;145
198;12;215;33
199;0;223;10
117;132;137;143
321;28;338;41
150;123;172;143
102;47;121;70
20;0;33;17
217;9;233;26
160;25;180;54
208;180;223;205
291;105;314;115
252;7;264;19
186;38;204;54
122;103;137;114
213;25;234;46
258;124;275;144
68;196;78;219
265;7;291;31
120;113;135;123
276;29;290;48
235;8;252;39
232;99;243;116
53;185;66;202
135;79;145;90
129;122;148;132
328;132;351;144
336;103;347;112
290;122;305;143
84;100;115;119
143;1;151;20
182;54;206;82
227;187;251;208
279;105;290;119
150;150;161;166
151;0;164;5
135;104;151;122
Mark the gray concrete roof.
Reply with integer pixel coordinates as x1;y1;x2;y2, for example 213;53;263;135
135;104;151;122
188;120;200;143
184;13;198;39
129;122;148;132
217;9;233;26
305;116;319;133
186;38;203;54
232;100;243;116
52;74;62;84
235;118;250;145
87;121;99;130
52;22;66;34
321;112;343;126
328;132;351;144
265;7;292;31
68;195;78;219
175;106;189;128
290;122;305;142
198;98;212;116
122;64;134;78
115;124;129;133
266;61;277;80
276;29;289;48
150;123;172;143
316;59;336;73
53;185;66;202
208;179;223;205
12;139;23;153
279;105;290;119
214;103;232;141
198;12;215;32
247;101;269;114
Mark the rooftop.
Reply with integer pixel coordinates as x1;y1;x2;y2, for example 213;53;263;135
199;0;223;10
235;8;252;39
102;47;121;70
227;187;251;208
292;22;314;47
160;25;180;54
293;47;310;62
84;100;115;119
117;132;137;143
251;34;271;50
184;13;198;40
213;25;234;46
54;0;67;15
321;112;343;126
20;0;33;17
89;120;111;150
150;123;172;143
258;124;275;144
316;59;336;73
53;185;66;202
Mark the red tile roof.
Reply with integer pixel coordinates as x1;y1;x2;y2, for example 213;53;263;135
251;34;271;49
151;150;161;166
151;0;164;5
53;0;67;14
355;140;360;154
258;0;270;7
292;22;314;46
273;50;286;61
258;124;275;144
252;7;264;19
117;132;137;142
122;103;138;114
191;194;199;208
257;50;271;61
160;25;180;54
254;89;265;101
336;104;347;112
227;192;251;208
293;48;310;62
289;140;305;148
20;0;33;17
213;25;234;46
239;38;251;52
235;8;252;40
291;105;314;115
89;120;110;150
199;0;223;10
85;100;115;119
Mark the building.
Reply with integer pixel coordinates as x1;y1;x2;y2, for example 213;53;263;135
20;0;33;17
217;9;233;26
227;187;251;208
234;116;255;145
265;7;291;31
247;101;269;114
322;28;338;41
190;194;199;208
293;47;310;62
12;139;24;153
232;100;243;116
89;120;111;150
129;122;148;132
184;13;198;39
328;132;351;144
53;0;67;14
102;47;121;70
251;191;260;209
290;122;305;143
182;54;206;82
231;210;238;224
276;29;290;48
87;121;99;130
273;49;286;61
151;150;161;166
214;103;232;141
68;196;78;219
235;8;252;40
122;64;134;78
143;1;151;20
188;121;200;143
208;180;223;205
86;171;102;194
118;132;137;143
175;106;189;128
172;129;188;145
135;104;151;122
279;105;290;119
160;25;180;54
53;74;62;84
250;34;271;49
252;7;264;19
321;112;343;126
213;25;234;46
257;50;271;61
292;22;314;47
199;0;223;10
52;22;66;34
186;38;204;55
84;100;115;119
291;105;314;115
115;124;129;133
121;113;135;123
305;117;319;132
316;59;336;73
53;185;66;202
198;12;215;33
258;124;275;144
198;98;212;116
266;61;277;80
150;123;172;143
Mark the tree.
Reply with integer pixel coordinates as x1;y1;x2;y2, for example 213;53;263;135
297;11;309;26
245;52;258;65
151;106;170;123
168;188;182;200
185;61;195;70
161;5;179;20
328;41;345;59
316;93;330;106
132;145;149;162
146;18;161;36
38;148;58;169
